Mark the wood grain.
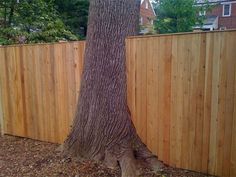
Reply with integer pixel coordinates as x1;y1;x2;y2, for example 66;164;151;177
0;48;5;135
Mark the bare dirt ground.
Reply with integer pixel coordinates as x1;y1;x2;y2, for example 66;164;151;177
0;135;215;177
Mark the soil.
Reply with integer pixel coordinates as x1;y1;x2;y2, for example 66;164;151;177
0;135;215;177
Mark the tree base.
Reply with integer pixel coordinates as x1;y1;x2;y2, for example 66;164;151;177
63;125;164;177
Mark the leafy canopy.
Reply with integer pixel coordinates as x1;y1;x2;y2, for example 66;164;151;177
54;0;89;38
0;0;78;45
154;0;208;34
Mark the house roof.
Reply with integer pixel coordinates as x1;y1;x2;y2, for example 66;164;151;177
196;0;234;4
141;0;156;16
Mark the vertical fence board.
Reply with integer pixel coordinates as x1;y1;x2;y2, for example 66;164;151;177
201;33;213;173
230;68;236;177
180;34;191;170
208;32;221;175
222;34;236;176
146;37;158;156
135;38;147;144
0;48;5;135
170;35;178;167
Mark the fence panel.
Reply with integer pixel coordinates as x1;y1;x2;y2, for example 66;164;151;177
126;30;236;177
0;42;85;143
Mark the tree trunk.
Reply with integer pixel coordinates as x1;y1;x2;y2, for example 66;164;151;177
4;1;7;28
8;0;15;27
63;0;163;176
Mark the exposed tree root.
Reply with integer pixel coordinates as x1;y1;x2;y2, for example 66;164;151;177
103;150;119;169
133;134;165;172
119;150;140;177
63;123;164;177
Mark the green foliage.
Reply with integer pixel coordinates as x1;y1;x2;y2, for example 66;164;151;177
0;0;78;45
0;27;26;45
54;0;89;38
154;0;209;34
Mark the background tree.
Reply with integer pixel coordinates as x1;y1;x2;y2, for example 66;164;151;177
0;0;16;28
0;0;78;45
63;0;163;176
54;0;89;38
153;0;209;34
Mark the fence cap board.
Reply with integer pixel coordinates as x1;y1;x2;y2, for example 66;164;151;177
0;40;85;48
126;29;236;39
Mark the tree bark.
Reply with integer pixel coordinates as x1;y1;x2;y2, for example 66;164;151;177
4;1;7;28
8;0;15;27
63;0;163;176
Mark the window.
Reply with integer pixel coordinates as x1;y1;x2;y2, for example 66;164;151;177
140;17;143;25
146;1;148;9
199;10;206;16
223;4;231;17
220;26;227;30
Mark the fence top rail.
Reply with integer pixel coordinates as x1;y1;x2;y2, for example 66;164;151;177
126;29;236;40
0;40;86;49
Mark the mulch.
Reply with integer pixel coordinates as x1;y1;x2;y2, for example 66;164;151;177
0;135;215;177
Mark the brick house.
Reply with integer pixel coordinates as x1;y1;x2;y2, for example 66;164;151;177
196;0;236;30
140;0;156;34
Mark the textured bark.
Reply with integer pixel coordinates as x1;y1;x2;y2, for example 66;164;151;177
63;0;163;176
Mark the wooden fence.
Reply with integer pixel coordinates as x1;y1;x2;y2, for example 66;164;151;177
0;42;85;143
0;30;236;177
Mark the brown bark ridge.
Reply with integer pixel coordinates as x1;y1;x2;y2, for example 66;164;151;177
63;0;163;176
